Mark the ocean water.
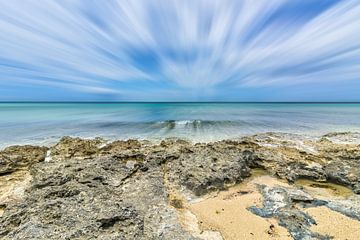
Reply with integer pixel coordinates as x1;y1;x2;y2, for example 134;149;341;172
1;103;360;148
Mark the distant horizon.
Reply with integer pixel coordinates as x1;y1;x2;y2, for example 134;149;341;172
1;101;360;104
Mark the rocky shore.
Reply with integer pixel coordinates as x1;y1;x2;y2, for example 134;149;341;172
0;132;360;239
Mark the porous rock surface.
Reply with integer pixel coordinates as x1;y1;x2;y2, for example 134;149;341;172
0;132;359;239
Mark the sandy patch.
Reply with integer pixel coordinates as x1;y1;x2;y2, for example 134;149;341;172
185;172;292;240
170;169;360;240
179;209;223;240
306;206;360;240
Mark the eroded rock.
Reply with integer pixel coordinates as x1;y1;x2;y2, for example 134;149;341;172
50;136;104;161
166;142;252;196
0;145;47;175
0;132;360;239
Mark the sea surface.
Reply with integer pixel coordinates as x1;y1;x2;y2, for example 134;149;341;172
1;103;360;148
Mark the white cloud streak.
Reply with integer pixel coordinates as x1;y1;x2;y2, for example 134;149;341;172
0;0;359;98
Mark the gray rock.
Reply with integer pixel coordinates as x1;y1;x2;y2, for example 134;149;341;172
1;132;360;239
327;195;360;221
248;185;332;240
166;141;251;196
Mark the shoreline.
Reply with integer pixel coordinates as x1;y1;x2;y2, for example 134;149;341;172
1;131;360;239
1;130;360;150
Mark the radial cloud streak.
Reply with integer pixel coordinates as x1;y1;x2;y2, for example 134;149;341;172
0;0;359;101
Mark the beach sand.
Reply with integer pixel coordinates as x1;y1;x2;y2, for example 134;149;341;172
306;206;360;239
176;170;360;240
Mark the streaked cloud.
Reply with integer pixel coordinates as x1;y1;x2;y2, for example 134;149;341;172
0;0;359;101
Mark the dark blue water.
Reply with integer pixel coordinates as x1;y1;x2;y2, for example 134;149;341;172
1;103;360;148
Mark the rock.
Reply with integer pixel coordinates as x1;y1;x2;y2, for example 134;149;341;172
248;185;331;240
326;195;360;221
0;150;194;239
0;146;48;175
320;142;360;193
0;145;47;218
99;139;142;156
1;132;360;239
245;133;360;193
50;136;104;161
166;141;251;196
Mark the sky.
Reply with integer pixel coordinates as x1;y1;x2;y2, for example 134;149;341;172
0;0;359;102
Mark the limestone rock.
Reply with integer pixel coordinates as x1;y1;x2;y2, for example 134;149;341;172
0;145;47;175
1;132;360;239
50;136;104;161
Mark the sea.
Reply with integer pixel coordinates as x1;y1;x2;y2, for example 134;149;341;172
1;102;360;148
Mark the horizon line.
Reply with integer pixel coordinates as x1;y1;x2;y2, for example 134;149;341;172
1;101;360;104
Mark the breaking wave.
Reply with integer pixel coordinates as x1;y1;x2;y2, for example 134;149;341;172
94;119;252;131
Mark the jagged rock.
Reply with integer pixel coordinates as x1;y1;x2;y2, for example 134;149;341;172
99;139;142;156
166;141;252;196
319;142;360;193
0;145;47;175
0;151;194;239
244;133;360;193
50;136;104;161
0;132;360;239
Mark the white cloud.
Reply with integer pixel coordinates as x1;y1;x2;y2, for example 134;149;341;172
0;0;359;98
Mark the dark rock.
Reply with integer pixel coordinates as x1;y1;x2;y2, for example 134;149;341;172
326;196;360;221
166;142;251;196
248;185;332;240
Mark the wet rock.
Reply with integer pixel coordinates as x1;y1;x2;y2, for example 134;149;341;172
321;132;360;144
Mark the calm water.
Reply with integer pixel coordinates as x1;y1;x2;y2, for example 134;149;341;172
1;103;360;148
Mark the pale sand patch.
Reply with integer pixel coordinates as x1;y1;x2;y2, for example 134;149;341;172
168;189;223;239
179;209;223;240
172;170;359;240
306;206;360;240
187;173;292;240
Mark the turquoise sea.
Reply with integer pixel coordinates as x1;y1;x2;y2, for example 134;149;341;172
1;103;360;148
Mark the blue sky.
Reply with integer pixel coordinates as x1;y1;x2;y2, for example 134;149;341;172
0;0;359;101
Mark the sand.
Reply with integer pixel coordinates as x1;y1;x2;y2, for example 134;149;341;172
306;206;360;240
174;170;360;240
180;171;293;239
189;187;291;239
